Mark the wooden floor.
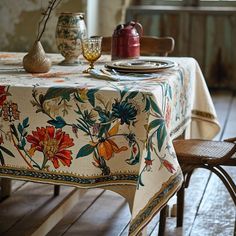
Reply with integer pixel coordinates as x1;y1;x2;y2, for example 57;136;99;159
0;90;235;236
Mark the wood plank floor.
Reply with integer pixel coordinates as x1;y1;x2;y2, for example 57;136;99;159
0;90;235;236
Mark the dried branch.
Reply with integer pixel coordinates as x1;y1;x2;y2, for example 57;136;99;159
36;0;63;41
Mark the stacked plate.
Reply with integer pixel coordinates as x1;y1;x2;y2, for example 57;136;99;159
105;59;177;73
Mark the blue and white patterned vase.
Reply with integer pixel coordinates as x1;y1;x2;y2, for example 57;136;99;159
56;12;87;65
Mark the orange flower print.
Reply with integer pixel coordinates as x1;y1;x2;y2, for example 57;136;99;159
26;126;74;169
97;138;128;160
91;122;128;161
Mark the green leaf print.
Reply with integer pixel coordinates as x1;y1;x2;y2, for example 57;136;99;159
156;120;167;152
48;116;67;128
76;144;95;158
43;87;76;101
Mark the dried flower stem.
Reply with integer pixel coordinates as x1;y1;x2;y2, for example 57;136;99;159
36;0;62;41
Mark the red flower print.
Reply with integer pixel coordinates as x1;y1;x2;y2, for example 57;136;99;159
163;160;175;173
132;145;137;154
0;86;7;106
145;159;152;166
145;159;153;171
26;126;74;169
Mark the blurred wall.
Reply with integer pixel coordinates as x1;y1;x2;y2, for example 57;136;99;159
96;0;130;36
126;6;236;90
0;0;130;53
0;0;86;53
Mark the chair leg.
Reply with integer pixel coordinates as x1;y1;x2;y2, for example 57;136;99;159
176;183;185;227
184;169;194;188
216;166;236;193
158;205;168;236
201;165;236;206
0;178;12;200
54;185;60;197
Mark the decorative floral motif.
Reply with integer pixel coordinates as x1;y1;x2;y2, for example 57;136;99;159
26;126;74;169
0;80;180;184
112;100;137;125
25;87;142;175
2;102;20;122
0;62;190;183
137;83;176;187
20;83;177;179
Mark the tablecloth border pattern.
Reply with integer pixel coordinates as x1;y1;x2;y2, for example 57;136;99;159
0;166;138;187
0;166;183;236
192;109;216;120
129;168;183;236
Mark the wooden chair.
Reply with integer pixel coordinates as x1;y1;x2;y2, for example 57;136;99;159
102;36;175;56
173;137;236;227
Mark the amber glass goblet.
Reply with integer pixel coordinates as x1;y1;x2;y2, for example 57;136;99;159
82;37;102;73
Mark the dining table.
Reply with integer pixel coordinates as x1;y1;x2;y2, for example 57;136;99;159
0;52;220;236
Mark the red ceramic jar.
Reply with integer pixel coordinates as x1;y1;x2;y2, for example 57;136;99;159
111;21;143;60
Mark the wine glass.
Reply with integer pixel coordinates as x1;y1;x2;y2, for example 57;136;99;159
82;37;102;73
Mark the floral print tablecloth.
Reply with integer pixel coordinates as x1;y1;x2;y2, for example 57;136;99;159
0;53;220;235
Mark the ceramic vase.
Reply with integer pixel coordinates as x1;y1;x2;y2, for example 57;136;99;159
55;12;87;65
23;41;51;73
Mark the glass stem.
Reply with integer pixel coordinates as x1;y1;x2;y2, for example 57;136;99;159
90;62;94;69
